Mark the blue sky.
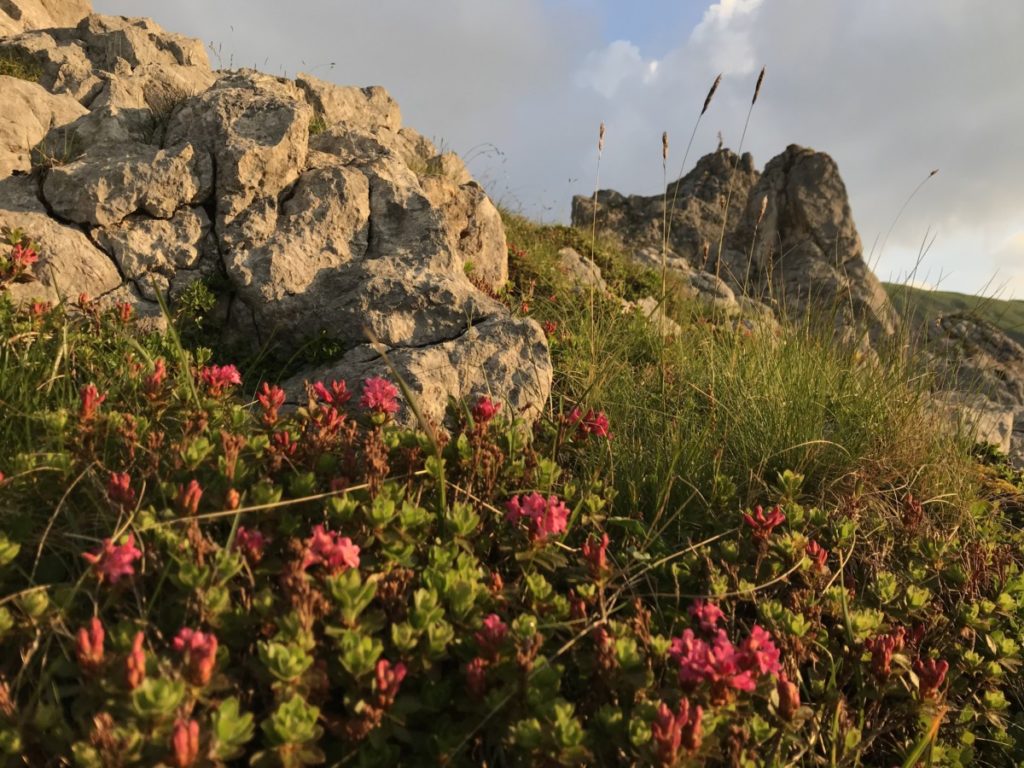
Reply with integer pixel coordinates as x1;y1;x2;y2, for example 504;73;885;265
94;0;1024;297
597;1;706;56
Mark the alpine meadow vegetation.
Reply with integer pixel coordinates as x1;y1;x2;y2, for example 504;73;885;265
1;203;1024;768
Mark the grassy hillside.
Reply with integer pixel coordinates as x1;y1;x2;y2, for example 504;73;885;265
885;282;1024;345
0;221;1023;766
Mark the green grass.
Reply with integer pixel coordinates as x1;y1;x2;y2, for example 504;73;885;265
507;214;978;531
885;281;1024;346
0;49;42;83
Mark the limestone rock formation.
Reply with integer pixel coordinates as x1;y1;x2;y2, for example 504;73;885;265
573;145;898;341
0;5;551;425
723;146;898;343
0;0;90;36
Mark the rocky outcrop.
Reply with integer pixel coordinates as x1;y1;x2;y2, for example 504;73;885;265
572;150;758;269
922;314;1024;459
573;145;898;342
0;0;90;36
0;6;551;426
723;146;898;343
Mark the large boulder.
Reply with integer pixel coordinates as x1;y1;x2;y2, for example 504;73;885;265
0;75;87;175
0;13;549;425
0;0;90;36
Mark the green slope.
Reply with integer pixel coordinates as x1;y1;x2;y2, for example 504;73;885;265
884;282;1024;346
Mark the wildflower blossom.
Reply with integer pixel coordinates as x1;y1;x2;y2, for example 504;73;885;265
144;358;167;400
465;657;489;698
688;599;725;634
375;659;407;707
29;301;50;319
173;628;219;686
199;364;241;396
10;243;38;270
225;488;241;510
116;301;133;323
82;534;142;585
865;628;905;679
742;505;786;540
542;320;558;336
505;492;570;542
270;430;298;458
671;621;783;703
125;632;146;689
581;533;609;576
75;617;105;673
471;395;501;425
256;382;286;426
359;376;400;416
913;657;949;699
565;407;611;439
234;526;268;563
301;524;360;573
79;383;106;422
740;624;782;676
312;379;351;407
106;472;136;510
171;718;200;768
806;540;828;571
475;614;509;659
177;479;203;516
651;699;702;767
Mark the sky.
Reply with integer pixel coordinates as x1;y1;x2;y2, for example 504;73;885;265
93;0;1024;297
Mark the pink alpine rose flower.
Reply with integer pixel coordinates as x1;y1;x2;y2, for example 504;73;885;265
505;492;570;542
359;376;400;416
312;379;352;407
106;472;136;510
743;504;786;540
172;628;219;686
301;524;360;573
75;617;105;673
475;614;509;659
375;658;407;707
79;384;106;422
471;395;502;425
688;599;725;634
82;534;142;584
234;526;269;563
199;364;241;396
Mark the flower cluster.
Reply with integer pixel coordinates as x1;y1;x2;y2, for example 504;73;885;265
301;524;360;572
359;376;400;416
173;628;219;686
566;407;611;439
199;364;242;396
506;492;571;542
82;534;142;585
234;526;269;563
742;504;786;540
313;379;352;407
670;605;781;703
471;395;502;425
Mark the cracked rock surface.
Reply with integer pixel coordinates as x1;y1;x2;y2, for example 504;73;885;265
0;4;551;424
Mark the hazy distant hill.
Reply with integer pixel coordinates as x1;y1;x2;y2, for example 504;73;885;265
884;283;1024;346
